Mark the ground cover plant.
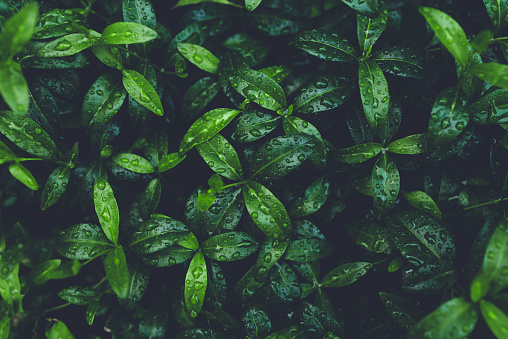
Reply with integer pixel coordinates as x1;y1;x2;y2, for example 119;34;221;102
1;0;508;337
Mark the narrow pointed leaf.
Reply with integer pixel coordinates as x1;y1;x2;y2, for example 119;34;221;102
41;166;70;210
158;153;186;172
254;237;290;280
379;292;423;330
290;175;331;218
91;44;123;70
202;232;258;261
185;252;207;317
482;218;508;295
38;34;98;58
129;217;189;254
231;110;280;143
401;191;442;219
373;46;426;78
181;77;220;120
196;133;243;180
100;22;157;44
333;142;383;164
387;134;426;154
58;286;100;305
372;153;399;219
57;224;114;259
0;62;29;116
105;246;129;299
0;3;38;59
483;0;508;33
283;238;333;262
320;262;372;287
94;179;120;244
178;43;220;74
480;299;508;339
122;69;163;115
270;261;301;302
289;29;358;63
112;153;155;173
29;259;61;285
9;162;38;190
472;63;508;89
359;60;389;134
292;75;352;114
357;8;387;56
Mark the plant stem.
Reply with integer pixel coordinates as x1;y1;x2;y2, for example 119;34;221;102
464;197;508;211
42;303;71;315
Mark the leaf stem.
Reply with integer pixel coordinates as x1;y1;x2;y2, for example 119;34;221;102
42;302;72;315
463;197;508;211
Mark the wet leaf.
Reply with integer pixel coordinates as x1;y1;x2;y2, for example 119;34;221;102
481;218;508;295
179;108;241;156
94;178;120;244
100;22;157;45
243;181;292;240
386;208;455;266
379;292;423;330
372;153;399;219
264;326;311;339
250;134;315;181
222;33;268;67
333;142;383;164
185;252;207;317
23;53;89;69
202;231;258;261
401;191;442;219
86;301;99;326
346;104;375;144
469;89;508;125
0;61;29;116
248;13;301;36
112;153;155;173
289;29;358;62
472;63;508;89
181;77;220;120
205;261;227;309
408;298;478;338
359;60;389;134
178;43;219;74
231;110;281;143
341;0;381;17
158;152;186;172
346;215;394;254
302;302;342;336
258;65;290;83
129;217;190;254
480;299;508;339
123;0;156;30
283;238;333;262
0;3;38;59
9;162;38;190
105;245;129;299
38;34;98;58
118;258;150;307
387;134;426;154
139;178;161;219
41;166;70;210
483;0;508;33
242;306;271;338
357;7;387;56
122;69;163;116
142;244;195;267
419;7;469;66
145;131;168;167
282;116;327;168
294;219;326;240
91;44;123;70
45;319;74;339
320;262;372;287
373;46;425;78
290;175;331;218
196;133;243;180
57;224;113;260
254;237;289;280
57;286;101;305
29;259;61;285
269;261;300;302
245;0;263;11
33;8;85;39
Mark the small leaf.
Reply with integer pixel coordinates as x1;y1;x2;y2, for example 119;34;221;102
290;175;331;218
419;7;469;66
387;134;426;154
29;259;61;285
41;166;71;210
372;153;399;219
333;142;383;164
292;75;352;114
185;252;207;318
58;286;101;305
230;110;281;143
320;262;372;287
245;0;263;11
178;43;220;74
283;238;333;262
480;299;508;339
373;46;426;78
105;245;129;299
122;69;163;115
346;215;394;254
481;218;508;295
57;224;113;259
379;292;422;330
359;60;389;134
289;29;357;63
198;190;216;211
158;153;186;172
179;108;241;156
86;301;99;326
9;162;38;190
401;191;442;219
408;298;478;338
254;237;289;280
91;44;123;70
472;63;508;89
202;232;258;261
129;217;189;254
94;178;120;244
357;7;387;56
258;65;290;83
100;22;157;44
196;133;243;180
37;34;98;58
0;3;38;60
112;153;155;173
45;319;75;339
0;61;29;116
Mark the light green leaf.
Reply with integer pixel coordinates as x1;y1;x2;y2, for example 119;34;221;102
94;178;120;244
258;65;290;83
333;142;383;164
0;61;29;116
359;60;389;134
112;153;155;173
289;175;331;218
480;299;508;339
41;166;71;210
57;224;113;259
37;34;98;58
178;43;220;74
47;260;81;280
196;133;243;180
372;153;399;219
158;152;186;172
45;319;75;339
245;0;263;11
100;22;157;44
472;63;508;89
105;245;129;299
289;29;358;62
9;162;38;190
401;191;442;219
185;252;207;317
197;190;216;211
122;69;163;115
482;218;508;295
0;3;38;60
387;134;426;154
86;301;99;326
320;262;372;287
419;7;469;66
202;232;258;261
29;259;61;285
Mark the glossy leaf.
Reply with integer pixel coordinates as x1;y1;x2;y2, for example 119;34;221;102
181;77;220;120
483;0;508;33
178;43;219;74
196;133;243;180
264;327;310;339
373;46;425;78
245;0;263;11
139;178;161;219
29;259;61;285
289;175;331;218
0;3;38;60
386;208;455;266
346;215;394;254
105;246;129;299
250;134;315;181
86;302;99;326
333;142;383;164
242;306;271;338
57;224;113;259
379;292;422;330
408;298;478;338
320;262;372;287
37;34;98;58
113;153;155;173
469;89;508;125
282;116;327;168
482;218;508;295
357;7;387;56
346;105;375;144
243;181;292;240
359;60;389;134
179;108;241;156
401;191;442;219
33;8;85;39
122;69;163;115
289;29;357;63
58;286;101;305
404;263;456;294
144;131;168;167
23;53;89;69
129;217;189;254
231;110;280;143
138;312;168;339
472;63;508;89
45;320;74;339
372;153;399;219
0;62;29;116
248;13;300;36
202;232;258;261
283;238;333;262
94;179;120;244
419;7;469;66
158;153;186;172
302;302;342;336
91;44;123;70
270;261;300;302
292;75;352;114
222;33;268;67
123;0;156;30
480;299;508;339
185;252;207;317
377;97;402;144
142;245;195;267
294;219;326;240
41;166;70;210
254;237;290;280
427;87;468;149
258;65;290;83
100;22;157;44
387;134;426;154
8;162;38;190
341;0;381;17
205;261;227;309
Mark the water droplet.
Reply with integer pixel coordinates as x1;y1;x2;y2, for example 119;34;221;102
96;181;106;190
55;40;72;51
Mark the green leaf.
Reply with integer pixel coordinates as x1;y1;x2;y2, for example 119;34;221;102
138;312;168;339
341;0;381;17
320;262;371;287
419;7;469;66
357;7;387;56
139;178;161;219
181;77;220;120
33;9;86;39
282;116;327;168
346;215;394;254
408;298;478;338
86;301;99;326
387;134;426;154
29;259;61;285
283;238;333;262
105;245;129;299
346;104;375;144
57;223;113;259
202;232;258;261
144;131;168;167
386;208;456;266
9;162;38;190
372;153;399;219
292;75;352;114
177;232;200;250
480;299;508;339
196;133;243;180
242;306;272;338
470;270;491;303
379;292;422;330
41;166;70;210
289;29;358;63
122;69;163;115
91;44;123;70
231;110;281;143
198;190;216;211
258;65;290;83
172;0;241;8
243;181;292;240
129;217;189;254
0;61;30;116
269;261;301;302
401;191;442;219
222;33;268;67
254;237;289;280
264;326;310;338
472;63;508;89
128;61;158;124
469;89;508;125
491;140;508;195
302;302;342;336
23;53;89;69
377;99;402;143
47;260;81;280
482;218;508;295
123;0;156;30
289;175;331;218
0;3;38;60
142;245;195;267
37;34;98;58
472;29;493;54
250;134;315;181
179;108;241;156
185;252;207;317
483;0;508;33
112;153;155;173
94;178;120;244
245;0;263;11
359;60;389;134
81;72;126;132
100;22;157;44
117;259;150;306
58;286;101;305
158;152;186;172
45;319;75;339
372;46;426;78
333;142;383;164
248;13;301;36
427;87;468;149
178;43;220;74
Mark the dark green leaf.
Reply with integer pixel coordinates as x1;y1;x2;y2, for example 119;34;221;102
480;299;508;339
333;142;383;164
483;0;508;33
472;63;508;89
372;153;399;219
231;110;281;143
33;8;85;39
282;116;327;168
302;302;342;336
234;265;266;301
112;153;155;173
469;89;508;125
57;223;113;259
129;217;189;254
91;44;123;70
0;3;38;59
242;306;271;338
23;53;89;69
138;312;167;339
202;231;258;261
29;259;61;285
357;7;387;56
196;133;243;180
179;108;241;156
142;244;195;267
359;60;389;134
427;120;474;163
178;43;219;74
144;131;168;167
122;69;163;116
222;33;268;67
123;0;156;30
293;261;320;284
248;13;300;36
373;46;426;78
481;218;508;295
258;65;290;83
346;215;394;254
289;175;331;218
408;298;478;338
490;140;508;195
320;262;372;287
158;152;186;172
41;166;70;210
58;286;101;305
181;77;220;120
105;245;129;299
387;134;426;154
100;22;157;44
205;261;227;309
185;252;207;317
379;292;423;330
264;327;311;339
94;178;120;244
243;181;292;240
289;29;357;62
292;75;352;114
37;34;98;58
0;61;29;116
284;238;333;262
9;162;38;190
139;178;161;219
346;104;375;144
269;261;300;302
401;191;442;219
254;237;289;280
294;219;326;240
377;99;402;144
341;0;381;17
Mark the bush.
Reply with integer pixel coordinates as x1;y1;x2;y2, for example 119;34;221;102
1;0;508;338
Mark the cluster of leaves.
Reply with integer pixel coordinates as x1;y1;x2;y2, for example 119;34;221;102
2;0;508;338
